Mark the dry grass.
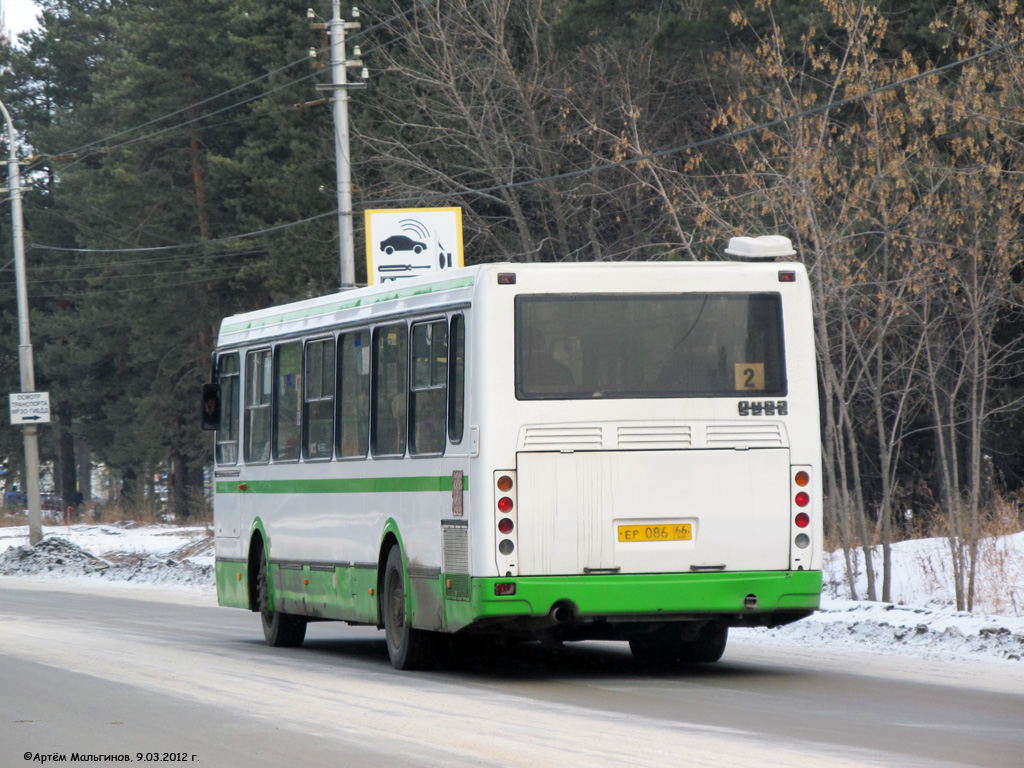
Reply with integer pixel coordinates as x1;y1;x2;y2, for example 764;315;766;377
825;493;1024;551
824;494;1024;614
0;494;212;528
0;510;28;528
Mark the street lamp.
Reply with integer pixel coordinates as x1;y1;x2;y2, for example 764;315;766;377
0;99;43;545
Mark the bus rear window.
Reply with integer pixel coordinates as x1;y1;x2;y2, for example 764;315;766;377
515;293;786;400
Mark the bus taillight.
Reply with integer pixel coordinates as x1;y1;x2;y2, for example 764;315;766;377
790;466;814;571
494;470;519;577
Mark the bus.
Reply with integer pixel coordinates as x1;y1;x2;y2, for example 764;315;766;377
202;236;822;670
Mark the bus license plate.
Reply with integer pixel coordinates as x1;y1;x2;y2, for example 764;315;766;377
617;523;692;542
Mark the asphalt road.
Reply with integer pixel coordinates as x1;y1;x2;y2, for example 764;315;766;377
2;580;1022;767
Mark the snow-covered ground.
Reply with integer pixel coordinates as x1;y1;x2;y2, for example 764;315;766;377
1;521;1022;664
745;530;1024;664
0;521;213;590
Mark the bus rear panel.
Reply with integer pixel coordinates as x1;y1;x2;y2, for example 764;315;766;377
465;263;821;642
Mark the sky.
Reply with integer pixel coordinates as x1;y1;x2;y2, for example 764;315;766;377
4;0;39;41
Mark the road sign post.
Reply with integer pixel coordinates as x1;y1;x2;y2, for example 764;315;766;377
0;98;44;545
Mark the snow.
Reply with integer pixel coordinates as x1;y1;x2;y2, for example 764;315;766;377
733;529;1024;665
822;529;1024;616
733;598;1024;664
0;521;213;590
1;521;1022;665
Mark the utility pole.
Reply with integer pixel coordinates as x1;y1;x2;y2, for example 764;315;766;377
310;3;366;290
0;99;42;545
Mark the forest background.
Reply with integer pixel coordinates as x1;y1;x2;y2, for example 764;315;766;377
0;0;1022;612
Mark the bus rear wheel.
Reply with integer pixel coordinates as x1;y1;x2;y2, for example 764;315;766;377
383;546;433;670
680;624;728;663
258;554;307;648
629;623;728;666
629;624;683;666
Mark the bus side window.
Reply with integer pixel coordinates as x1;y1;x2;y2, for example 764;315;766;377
371;323;408;457
337;329;370;458
244;349;272;464
410;320;447;456
303;338;335;460
274;341;302;462
448;314;465;444
215;353;240;465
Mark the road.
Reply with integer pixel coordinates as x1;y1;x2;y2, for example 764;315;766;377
2;579;1022;768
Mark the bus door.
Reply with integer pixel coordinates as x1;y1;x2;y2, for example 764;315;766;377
213;352;242;540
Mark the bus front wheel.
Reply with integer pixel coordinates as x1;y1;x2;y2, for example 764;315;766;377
383;546;433;670
258;555;307;648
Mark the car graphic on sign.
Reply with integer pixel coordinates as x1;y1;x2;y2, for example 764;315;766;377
380;235;427;255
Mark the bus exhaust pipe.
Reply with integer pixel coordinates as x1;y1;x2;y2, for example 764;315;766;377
551;604;574;624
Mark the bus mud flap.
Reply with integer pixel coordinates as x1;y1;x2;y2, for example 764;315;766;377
408;564;444;631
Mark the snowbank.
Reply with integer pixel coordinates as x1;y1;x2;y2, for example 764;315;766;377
733;598;1024;663
0;523;213;589
822;531;1024;617
1;522;1022;664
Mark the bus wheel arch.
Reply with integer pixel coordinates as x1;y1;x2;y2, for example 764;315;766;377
379;541;434;670
246;531;266;613
376;533;401;628
248;530;306;648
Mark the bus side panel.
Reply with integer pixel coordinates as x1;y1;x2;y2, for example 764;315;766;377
215;558;249;608
214;485;246;608
249;475;452;627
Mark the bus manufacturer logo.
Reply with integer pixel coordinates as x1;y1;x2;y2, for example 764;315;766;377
738;400;788;416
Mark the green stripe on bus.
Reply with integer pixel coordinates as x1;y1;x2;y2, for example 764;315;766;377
215;474;469;494
221;276;476;335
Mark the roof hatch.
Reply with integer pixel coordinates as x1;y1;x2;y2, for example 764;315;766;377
724;236;796;261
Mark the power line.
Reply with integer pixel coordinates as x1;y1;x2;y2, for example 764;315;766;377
27;33;1024;259
415;33;1024;202
30;210;336;254
53;57;315;161
11;249;270;281
41;1;443;166
0;265;260;300
71;72;322;166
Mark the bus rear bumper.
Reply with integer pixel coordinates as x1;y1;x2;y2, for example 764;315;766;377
467;570;821;628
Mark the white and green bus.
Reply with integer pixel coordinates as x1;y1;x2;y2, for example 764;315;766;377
203;236;822;670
